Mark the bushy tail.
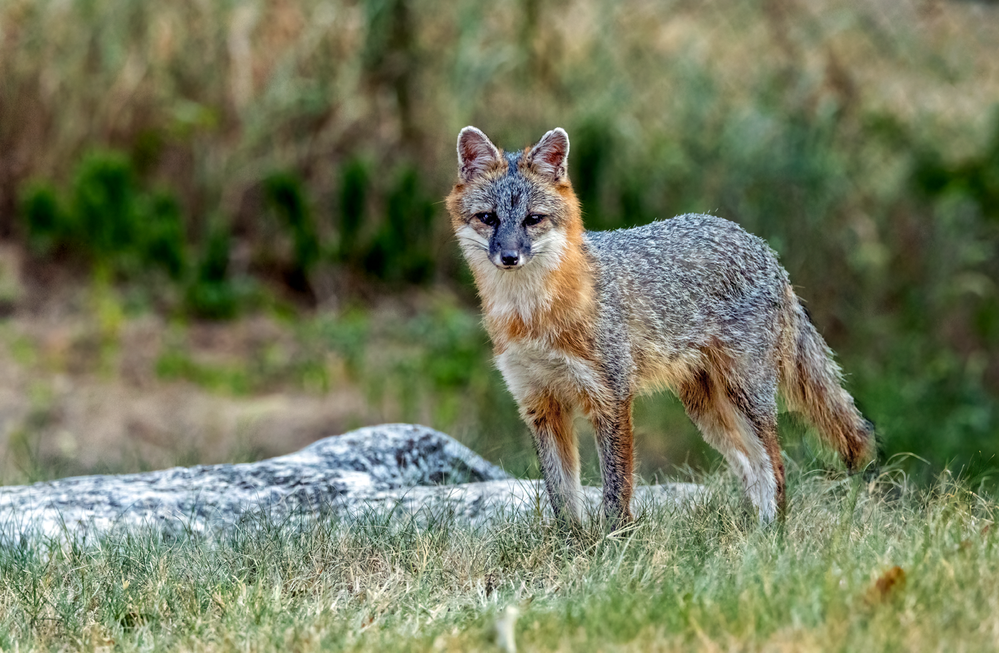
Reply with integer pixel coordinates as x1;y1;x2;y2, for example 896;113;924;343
780;300;877;472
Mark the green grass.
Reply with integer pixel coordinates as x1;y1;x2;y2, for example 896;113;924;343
1;466;996;651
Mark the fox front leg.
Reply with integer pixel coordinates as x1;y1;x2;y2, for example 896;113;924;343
589;396;636;528
521;393;584;524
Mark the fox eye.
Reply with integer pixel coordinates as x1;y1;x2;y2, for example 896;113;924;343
476;212;499;227
523;214;546;227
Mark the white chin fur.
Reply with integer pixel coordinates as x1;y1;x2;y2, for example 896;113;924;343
457;225;568;323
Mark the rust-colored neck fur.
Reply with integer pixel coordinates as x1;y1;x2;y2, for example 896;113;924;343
484;186;597;359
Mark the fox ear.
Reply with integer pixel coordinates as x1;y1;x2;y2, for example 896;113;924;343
457;127;501;182
526;128;570;182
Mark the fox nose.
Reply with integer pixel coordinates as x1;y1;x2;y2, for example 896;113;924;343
500;251;520;267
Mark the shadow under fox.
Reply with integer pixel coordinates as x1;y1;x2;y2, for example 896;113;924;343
446;126;875;526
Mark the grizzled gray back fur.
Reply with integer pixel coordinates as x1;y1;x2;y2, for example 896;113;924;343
583;215;789;399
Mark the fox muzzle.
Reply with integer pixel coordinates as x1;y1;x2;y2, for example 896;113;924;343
492;249;527;269
490;222;532;270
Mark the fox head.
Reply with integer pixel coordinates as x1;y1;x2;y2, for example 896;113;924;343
445;127;583;277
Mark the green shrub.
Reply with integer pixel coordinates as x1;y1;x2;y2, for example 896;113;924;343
19;150;189;281
141;191;188;281
184;221;240;320
264;171;320;285
913;108;999;221
364;166;436;284
72;151;139;261
19;181;72;256
336;158;369;264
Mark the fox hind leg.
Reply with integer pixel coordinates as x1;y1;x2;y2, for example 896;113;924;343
679;368;785;523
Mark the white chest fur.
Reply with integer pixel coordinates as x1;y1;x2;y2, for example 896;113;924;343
495;339;604;405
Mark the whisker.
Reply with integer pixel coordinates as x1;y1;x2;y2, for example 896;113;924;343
458;237;489;252
460;243;489;253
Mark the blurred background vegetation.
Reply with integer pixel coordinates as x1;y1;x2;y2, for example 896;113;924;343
0;0;997;486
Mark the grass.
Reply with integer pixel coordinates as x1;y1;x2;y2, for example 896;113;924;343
0;464;996;651
1;2;996;646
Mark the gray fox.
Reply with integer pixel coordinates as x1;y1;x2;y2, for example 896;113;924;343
445;126;876;525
